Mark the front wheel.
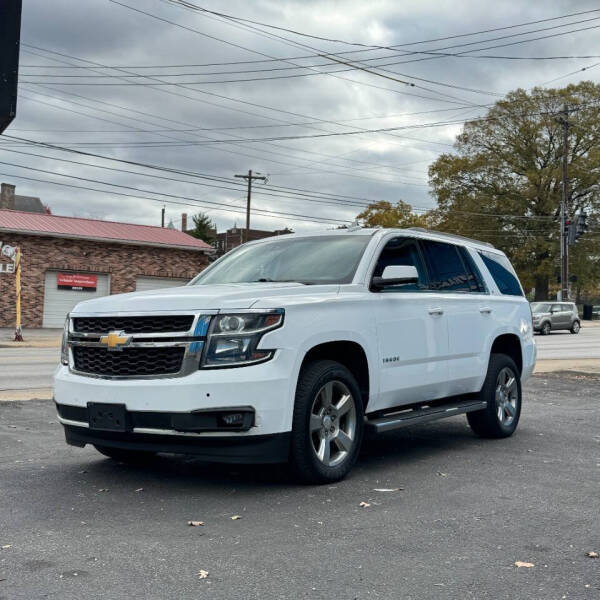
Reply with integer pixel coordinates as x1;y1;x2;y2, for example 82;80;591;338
467;354;521;438
570;321;580;334
540;322;551;335
290;360;364;484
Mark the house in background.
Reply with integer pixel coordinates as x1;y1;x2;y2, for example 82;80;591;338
1;182;50;214
214;225;293;256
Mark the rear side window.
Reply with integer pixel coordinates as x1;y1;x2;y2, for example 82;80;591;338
478;251;523;296
421;240;475;292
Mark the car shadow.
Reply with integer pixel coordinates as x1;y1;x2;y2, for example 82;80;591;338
62;418;492;491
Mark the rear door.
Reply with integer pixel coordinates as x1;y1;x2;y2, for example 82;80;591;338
420;240;491;396
369;236;450;410
557;303;573;329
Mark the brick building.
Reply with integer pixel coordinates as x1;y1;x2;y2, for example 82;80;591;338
214;226;293;256
0;209;212;328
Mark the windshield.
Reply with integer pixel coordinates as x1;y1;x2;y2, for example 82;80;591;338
192;235;371;285
531;302;552;313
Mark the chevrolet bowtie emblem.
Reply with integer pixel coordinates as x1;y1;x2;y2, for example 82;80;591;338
100;330;131;351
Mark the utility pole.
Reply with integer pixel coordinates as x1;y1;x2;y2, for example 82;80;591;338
234;170;267;243
161;206;165;228
558;104;570;301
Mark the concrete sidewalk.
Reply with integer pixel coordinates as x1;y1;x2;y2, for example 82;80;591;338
0;327;62;348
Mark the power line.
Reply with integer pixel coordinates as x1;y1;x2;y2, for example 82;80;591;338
19;47;460;177
0;138;559;221
165;2;600;54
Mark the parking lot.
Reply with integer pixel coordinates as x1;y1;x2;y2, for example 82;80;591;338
1;373;598;599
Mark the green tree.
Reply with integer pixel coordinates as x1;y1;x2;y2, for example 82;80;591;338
357;200;430;228
189;212;216;244
428;82;600;300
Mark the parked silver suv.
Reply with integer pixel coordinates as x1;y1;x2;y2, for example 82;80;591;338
531;302;580;335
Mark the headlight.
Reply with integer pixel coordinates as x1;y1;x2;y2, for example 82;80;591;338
61;315;70;366
201;310;284;368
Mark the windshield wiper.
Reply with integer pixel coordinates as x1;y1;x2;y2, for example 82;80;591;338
253;278;311;285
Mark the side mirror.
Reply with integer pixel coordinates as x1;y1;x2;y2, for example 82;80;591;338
372;265;419;291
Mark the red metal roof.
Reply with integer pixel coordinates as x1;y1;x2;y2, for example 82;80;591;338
0;209;211;251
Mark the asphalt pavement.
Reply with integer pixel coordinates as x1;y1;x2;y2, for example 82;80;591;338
535;324;600;360
0;374;598;599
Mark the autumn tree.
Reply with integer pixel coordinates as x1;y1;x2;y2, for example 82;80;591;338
357;199;429;229
428;82;600;301
189;212;216;244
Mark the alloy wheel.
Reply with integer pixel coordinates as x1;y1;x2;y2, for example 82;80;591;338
495;367;518;427
310;380;357;467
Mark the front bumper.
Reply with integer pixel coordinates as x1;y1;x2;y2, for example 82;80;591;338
62;422;291;463
54;348;298;463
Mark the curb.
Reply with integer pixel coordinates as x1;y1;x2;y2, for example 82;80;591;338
0;341;61;349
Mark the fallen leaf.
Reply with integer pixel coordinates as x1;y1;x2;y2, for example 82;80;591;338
1;545;11;550
188;521;204;527
359;501;371;508
197;569;209;579
514;561;534;568
373;488;403;492
97;488;109;492
437;472;447;477
586;551;598;558
134;488;143;493
231;515;242;520
78;470;87;474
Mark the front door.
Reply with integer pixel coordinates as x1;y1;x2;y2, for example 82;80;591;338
370;236;449;411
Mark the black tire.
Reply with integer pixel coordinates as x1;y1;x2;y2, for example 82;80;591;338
540;321;551;335
290;360;364;484
467;354;522;439
570;320;580;334
94;445;156;462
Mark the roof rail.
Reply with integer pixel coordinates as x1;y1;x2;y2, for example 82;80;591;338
407;227;495;248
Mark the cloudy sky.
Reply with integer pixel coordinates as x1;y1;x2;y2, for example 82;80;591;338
2;0;600;233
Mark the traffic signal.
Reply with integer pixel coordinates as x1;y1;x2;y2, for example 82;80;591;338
576;211;588;241
567;219;576;246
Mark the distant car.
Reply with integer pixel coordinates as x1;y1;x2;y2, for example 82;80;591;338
531;302;580;335
593;306;600;320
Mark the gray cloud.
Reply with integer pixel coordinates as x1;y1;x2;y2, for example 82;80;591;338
2;0;599;232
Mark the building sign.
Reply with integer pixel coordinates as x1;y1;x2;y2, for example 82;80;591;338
0;262;15;273
57;273;97;291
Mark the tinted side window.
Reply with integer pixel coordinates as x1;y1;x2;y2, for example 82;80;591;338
458;246;486;292
478;251;523;296
373;237;427;292
421;240;473;292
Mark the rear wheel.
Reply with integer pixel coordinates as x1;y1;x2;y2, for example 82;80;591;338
94;445;156;462
290;360;364;484
540;321;551;335
467;354;521;438
570;320;580;334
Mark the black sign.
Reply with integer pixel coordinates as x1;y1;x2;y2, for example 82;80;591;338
0;1;22;134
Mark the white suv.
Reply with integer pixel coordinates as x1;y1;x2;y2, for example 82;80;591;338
55;228;536;483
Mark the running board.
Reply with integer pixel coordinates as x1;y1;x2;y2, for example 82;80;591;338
365;399;487;434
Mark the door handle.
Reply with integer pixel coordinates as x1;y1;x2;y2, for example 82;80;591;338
480;307;492;314
428;307;444;316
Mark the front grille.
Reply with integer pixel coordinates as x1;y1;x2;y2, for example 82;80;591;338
73;315;194;334
73;346;185;377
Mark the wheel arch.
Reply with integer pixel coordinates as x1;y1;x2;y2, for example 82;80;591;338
298;341;370;409
490;333;523;375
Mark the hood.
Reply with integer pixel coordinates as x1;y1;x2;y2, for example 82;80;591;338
70;282;339;314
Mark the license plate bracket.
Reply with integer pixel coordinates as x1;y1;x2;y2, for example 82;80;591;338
88;403;130;432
